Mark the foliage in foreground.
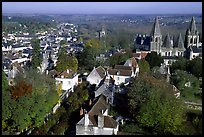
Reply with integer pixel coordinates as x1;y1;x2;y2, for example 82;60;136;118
2;69;59;134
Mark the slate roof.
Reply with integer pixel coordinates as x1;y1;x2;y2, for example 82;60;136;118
191;46;202;53
162;56;177;60
189;16;197;35
94;83;112;98
151;17;161;36
174;33;185;50
162;34;173;49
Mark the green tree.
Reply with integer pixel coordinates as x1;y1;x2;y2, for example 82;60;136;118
56;54;78;72
31;38;42;69
145;52;164;69
187;57;202;78
77;46;98;71
108;52;132;67
68;82;89;113
127;72;186;134
171;70;200;100
85;38;101;49
138;59;150;73
2;69;59;134
60;40;67;47
170;56;188;74
137;89;185;135
2;70;14;131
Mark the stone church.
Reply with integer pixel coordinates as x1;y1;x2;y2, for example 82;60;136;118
135;16;202;64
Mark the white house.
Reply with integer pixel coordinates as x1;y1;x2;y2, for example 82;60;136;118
76;95;119;135
107;65;136;86
124;57;139;77
55;69;79;92
86;66;106;86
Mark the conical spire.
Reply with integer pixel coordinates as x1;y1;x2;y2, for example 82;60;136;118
162;34;172;48
151;17;161;36
189;16;197;35
177;33;185;49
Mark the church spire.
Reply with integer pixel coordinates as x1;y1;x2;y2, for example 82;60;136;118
189;16;197;35
151;17;161;36
177;33;185;49
162;34;172;49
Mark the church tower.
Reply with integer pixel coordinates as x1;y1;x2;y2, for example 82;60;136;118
185;16;200;48
150;17;162;54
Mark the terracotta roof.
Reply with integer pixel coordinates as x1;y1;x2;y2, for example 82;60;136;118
108;69;132;76
95;66;106;79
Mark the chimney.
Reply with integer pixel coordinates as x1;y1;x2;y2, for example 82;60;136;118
84;113;89;126
46;70;49;75
80;107;83;116
89;99;92;106
98;115;104;128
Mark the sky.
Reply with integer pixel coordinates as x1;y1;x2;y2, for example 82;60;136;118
2;2;202;14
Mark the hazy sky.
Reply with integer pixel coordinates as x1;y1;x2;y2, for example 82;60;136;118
2;2;202;14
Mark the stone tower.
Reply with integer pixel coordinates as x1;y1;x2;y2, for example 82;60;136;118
185;16;200;48
150;17;162;54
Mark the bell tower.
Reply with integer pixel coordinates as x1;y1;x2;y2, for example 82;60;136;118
150;17;162;54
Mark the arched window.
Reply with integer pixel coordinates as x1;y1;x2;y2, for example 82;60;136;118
168;52;170;56
190;38;193;43
165;52;167;56
155;37;158;42
194;38;197;44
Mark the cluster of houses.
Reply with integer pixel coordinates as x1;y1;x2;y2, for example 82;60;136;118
3;16;198;135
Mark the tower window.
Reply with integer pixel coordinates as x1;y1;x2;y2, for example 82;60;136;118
194;38;197;44
155;37;158;42
190;38;193;43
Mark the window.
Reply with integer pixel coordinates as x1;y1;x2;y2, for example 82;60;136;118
155;37;158;42
194;38;197;44
190;38;193;43
168;52;170;56
117;77;120;80
165;52;167;56
68;81;71;85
